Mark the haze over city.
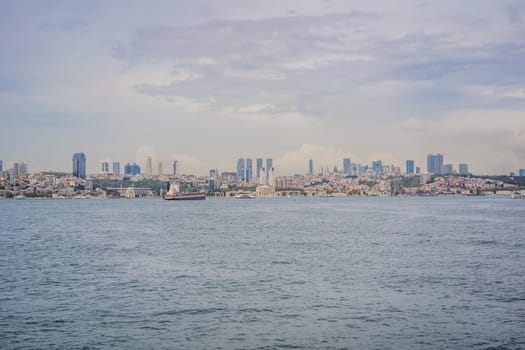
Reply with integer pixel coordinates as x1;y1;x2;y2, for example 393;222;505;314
1;0;524;175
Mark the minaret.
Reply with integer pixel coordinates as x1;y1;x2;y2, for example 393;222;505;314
259;167;267;185
268;167;275;187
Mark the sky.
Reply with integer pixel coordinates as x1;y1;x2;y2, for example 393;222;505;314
1;0;524;175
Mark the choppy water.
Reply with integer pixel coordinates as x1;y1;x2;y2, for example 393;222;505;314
1;197;524;349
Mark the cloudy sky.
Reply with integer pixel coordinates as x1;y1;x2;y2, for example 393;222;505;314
1;0;524;175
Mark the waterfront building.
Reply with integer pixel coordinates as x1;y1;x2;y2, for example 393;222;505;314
72;153;87;179
406;160;415;174
146;157;152;176
459;163;469;175
309;159;314;175
237;158;245;180
246;158;253;182
124;163;141;175
343;158;351;175
256;158;263;179
173;160;178;176
112;162;120;175
440;164;453;175
520;169;525;177
101;162;109;173
427;153;444;174
372;160;383;174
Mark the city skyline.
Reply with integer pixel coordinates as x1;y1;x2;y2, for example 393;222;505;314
1;1;524;175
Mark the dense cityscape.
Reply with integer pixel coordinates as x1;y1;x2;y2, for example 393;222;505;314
1;153;524;199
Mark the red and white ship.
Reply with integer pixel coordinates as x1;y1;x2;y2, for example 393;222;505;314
162;183;206;200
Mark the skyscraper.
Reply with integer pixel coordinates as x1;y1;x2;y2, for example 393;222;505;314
146;157;152;175
372;160;383;174
256;158;263;179
440;164;453;175
112;162;120;175
173;160;178;176
519;169;525;177
246;158;253;182
406;160;415;174
343;158;351;175
158;161;163;175
266;159;273;171
309;159;314;175
458;163;469;175
427;153;444;174
0;160;3;172
124;163;141;175
101;162;109;173
72;153;87;179
237;158;245;180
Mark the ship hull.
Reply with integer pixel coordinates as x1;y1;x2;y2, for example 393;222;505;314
162;193;206;200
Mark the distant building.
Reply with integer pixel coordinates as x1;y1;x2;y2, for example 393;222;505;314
415;166;421;174
14;162;28;175
246;158;253;182
427;153;444;174
510;172;515;177
309;159;314;175
172;160;178;176
157;161;163;175
101;162;109;173
237;158;245;180
72;153;87;179
440;164;453;175
372;160;383;174
124;163;141;175
406;160;415;174
343;158;351;175
0;160;3;172
256;158;263;179
268;168;275;187
112;162;120;175
146;157;152;175
458;163;469;175
520;169;525;177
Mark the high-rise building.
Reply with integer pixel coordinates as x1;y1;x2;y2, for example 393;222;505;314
158;161;163;175
112;162;120;175
256;158;263;179
14;163;28;175
440;164;453;175
0;160;3;172
101;162;109;173
416;166;421;174
72;153;87;179
427;153;444;174
309;159;314;175
343;158;351;175
173;160;178;176
406;160;415;174
246;158;253;182
124;163;141;175
458;163;469;175
519;169;525;177
237;158;245;180
372;160;383;174
146;157;152;175
510;172;515;177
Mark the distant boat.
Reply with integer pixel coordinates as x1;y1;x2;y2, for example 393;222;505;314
162;182;206;201
234;193;255;199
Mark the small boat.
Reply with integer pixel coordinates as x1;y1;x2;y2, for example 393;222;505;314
234;192;255;199
162;182;206;200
